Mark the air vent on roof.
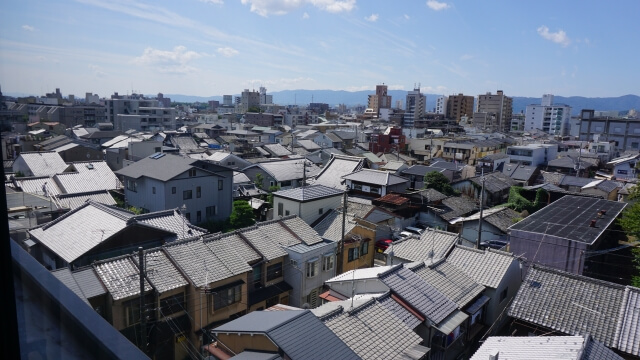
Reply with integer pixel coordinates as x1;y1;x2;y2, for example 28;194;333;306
86;164;94;170
149;152;166;159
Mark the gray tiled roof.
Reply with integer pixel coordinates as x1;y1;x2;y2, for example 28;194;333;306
281;216;324;245
412;260;485;308
133;249;187;294
470;171;516;193
273;185;344;202
379;265;458;324
342;168;409;186
206;233;261;264
541;171;565;185
446;246;516;289
384;230;458;263
313;210;357;242
230;351;281;360
376;292;422;329
561;175;593;187
51;268;91;304
507;195;627;244
508;265;628;351
451;206;520;233
54;161;122;194
440;196;478;221
262;143;293;157
471;336;623;360
164;236;251;287
17;176;62;196
72;267;107;299
56;190;117;209
94;255;153;301
240;223;296;261
313;155;365;190
247;158;320;182
319;299;426;360
115;154;221;182
15;151;69;176
130;209;207;241
214;310;359;360
614;287;640;356
296;139;321;151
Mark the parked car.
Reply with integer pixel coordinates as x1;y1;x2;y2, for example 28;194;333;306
480;240;508;250
375;239;393;253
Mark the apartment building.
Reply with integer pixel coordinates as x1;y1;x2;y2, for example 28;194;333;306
446;93;474;123
475;90;513;132
404;87;426;128
525;94;572;136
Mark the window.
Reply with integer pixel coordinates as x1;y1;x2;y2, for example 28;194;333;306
499;287;508;303
185;213;190;222
196;186;201;198
152;186;156;194
348;247;360;262
196;211;202;223
285;210;290;216
159;293;185;317
183;190;192;200
126;179;137;192
318;208;323;215
218;180;223;190
266;262;283;281
306;259;318;278
278;203;283;217
188;169;196;177
209;283;242;312
265;295;279;308
361;241;369;256
206;206;217;218
123;298;141;327
270;181;275;187
172;186;176;194
290;259;298;267
322;254;334;271
281;180;292;187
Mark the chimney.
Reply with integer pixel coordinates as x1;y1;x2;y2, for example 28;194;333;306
589;219;596;227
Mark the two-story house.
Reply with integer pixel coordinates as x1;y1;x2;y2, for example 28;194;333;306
115;152;234;224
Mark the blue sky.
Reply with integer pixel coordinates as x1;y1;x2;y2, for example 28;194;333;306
1;0;638;98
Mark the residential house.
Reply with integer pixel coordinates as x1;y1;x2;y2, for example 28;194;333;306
80;130;126;146
453;171;516;207
384;229;458;265
13;151;69;177
379;160;408;174
508;195;627;278
547;156;597;177
206;151;251;170
369;127;406;154
28;201;206;270
312;154;365;190
419;195;478;231
581;179;619;200
329;130;358;149
232;171;266;199
210;310;359;360
243;158;320;190
271;185;344;225
314;132;343;149
115;153;234;224
501;162;540;186
471;336;624;360
451;206;521;247
508;265;640;359
342;169;409;198
261;143;293;158
506;143;558;166
446;245;522;330
476;153;510;173
607;153;639;180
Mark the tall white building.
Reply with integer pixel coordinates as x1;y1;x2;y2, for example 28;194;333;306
435;95;447;115
404;87;426;128
524;94;572;136
105;94;176;131
259;87;273;105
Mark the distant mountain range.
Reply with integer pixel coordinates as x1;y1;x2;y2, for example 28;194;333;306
6;90;639;115
165;91;640;115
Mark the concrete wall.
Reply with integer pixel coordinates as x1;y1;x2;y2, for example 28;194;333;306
272;195;342;225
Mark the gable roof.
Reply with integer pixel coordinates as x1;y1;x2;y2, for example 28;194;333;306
508;195;627;245
471;336;623;360
450;206;520;233
582;179;619;193
52;161;121;194
93;255;153;301
318;299;427;360
470;171;516;193
133;249;188;294
439;196;478;221
313;210;358;242
502;163;538;182
446;245;516;288
378;265;458;324
55;190;117;209
262;143;293;157
412;260;485;308
273;185;343;202
313;155;365;190
342;169;409;186
384;230;458;263
15;151;69;176
245;158;320;182
115;153;225;182
213;310;359;360
509;265;639;356
295;139;321;151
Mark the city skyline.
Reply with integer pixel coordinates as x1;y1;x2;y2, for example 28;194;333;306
1;0;639;98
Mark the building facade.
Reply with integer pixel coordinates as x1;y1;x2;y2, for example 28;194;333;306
524;94;572;136
446;93;474;123
404;87;426;128
475;91;513;132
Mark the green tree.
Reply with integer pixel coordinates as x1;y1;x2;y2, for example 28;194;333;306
267;185;280;206
423;171;455;196
254;173;264;190
230;200;255;229
619;201;640;287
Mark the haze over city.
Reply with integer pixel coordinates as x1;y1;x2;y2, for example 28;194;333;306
1;0;639;98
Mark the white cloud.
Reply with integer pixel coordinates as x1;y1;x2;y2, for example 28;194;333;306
240;0;355;17
22;25;35;31
88;64;107;78
199;0;223;4
421;85;448;93
387;84;405;90
460;54;474;61
217;46;239;57
404;14;410;20
537;25;570;47
302;12;309;19
426;0;450;11
365;13;378;22
132;45;204;73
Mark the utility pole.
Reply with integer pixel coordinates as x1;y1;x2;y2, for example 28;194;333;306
138;247;147;354
476;170;486;249
340;188;348;273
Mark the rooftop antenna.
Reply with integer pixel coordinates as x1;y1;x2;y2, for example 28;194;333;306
476;169;486;249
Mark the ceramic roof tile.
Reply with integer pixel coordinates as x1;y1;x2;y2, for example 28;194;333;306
133;249;187;293
342;169;409;186
320;300;425;360
446;246;516;289
376;292;423;329
17;176;62;196
413;260;485;308
385;230;458;263
282;217;323;245
206;233;261;264
53;161;121;194
273;185;344;202
508;265;628;351
471;336;623;360
248;158;321;182
440;196;478;221
613;287;640;356
313;210;357;242
55;190;117;209
240;226;292;261
15;151;68;176
379;265;458;324
131;209;207;241
263;143;293;157
115;154;205;182
94;256;153;301
72;267;107;299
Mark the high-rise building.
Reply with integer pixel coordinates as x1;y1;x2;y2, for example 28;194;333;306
435;96;447;115
475;90;512;132
239;89;260;113
105;93;176;130
367;84;392;117
524;94;572;136
259;87;273;105
404;87;426;128
223;95;233;106
445;93;474;123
